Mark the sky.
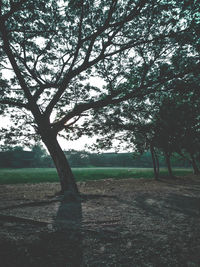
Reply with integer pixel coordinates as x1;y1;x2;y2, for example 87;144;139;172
58;135;96;151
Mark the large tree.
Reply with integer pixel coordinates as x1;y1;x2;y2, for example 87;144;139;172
0;0;198;193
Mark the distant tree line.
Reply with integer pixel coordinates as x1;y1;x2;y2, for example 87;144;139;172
0;146;190;169
0;146;47;168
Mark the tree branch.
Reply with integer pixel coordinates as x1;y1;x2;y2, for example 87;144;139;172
64;116;81;130
44;0;122;116
52;62;200;133
0;20;42;119
44;1;188;118
1;0;27;21
67;0;84;73
81;0;118;43
0;98;28;109
44;28;122;117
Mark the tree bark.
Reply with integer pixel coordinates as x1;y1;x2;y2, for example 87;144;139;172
40;130;79;194
190;154;200;175
150;144;159;179
165;152;173;178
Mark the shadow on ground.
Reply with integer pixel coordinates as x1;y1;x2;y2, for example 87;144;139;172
133;193;200;218
0;193;83;267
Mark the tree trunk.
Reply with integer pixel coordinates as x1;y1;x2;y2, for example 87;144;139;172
155;151;160;176
165;152;173;178
190;154;200;175
41;134;79;194
150;144;159;179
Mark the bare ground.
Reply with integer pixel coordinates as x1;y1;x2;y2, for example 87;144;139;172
0;175;200;266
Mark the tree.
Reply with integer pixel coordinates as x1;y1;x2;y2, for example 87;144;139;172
81;53;200;178
152;99;177;178
0;0;198;193
31;144;47;167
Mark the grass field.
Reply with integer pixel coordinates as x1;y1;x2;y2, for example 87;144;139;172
0;167;193;184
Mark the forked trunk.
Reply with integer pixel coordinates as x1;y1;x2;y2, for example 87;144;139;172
165;152;173;178
42;135;79;194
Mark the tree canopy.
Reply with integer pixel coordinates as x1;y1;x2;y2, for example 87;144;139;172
0;0;199;141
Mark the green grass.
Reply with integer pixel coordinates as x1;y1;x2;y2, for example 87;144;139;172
0;167;193;185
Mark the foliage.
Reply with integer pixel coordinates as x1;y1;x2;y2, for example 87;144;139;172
80;34;200;177
0;0;198;144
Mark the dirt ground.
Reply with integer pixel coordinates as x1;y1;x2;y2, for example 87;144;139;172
0;175;200;267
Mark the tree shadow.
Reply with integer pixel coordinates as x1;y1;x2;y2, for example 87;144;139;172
157;176;200;187
33;193;83;266
133;193;200;219
163;193;200;217
51;192;83;266
0;193;83;267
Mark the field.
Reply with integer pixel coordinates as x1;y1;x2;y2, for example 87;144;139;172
0;167;193;184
